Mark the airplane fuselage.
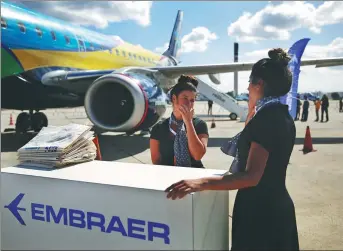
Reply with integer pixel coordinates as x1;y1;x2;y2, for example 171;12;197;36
1;1;176;110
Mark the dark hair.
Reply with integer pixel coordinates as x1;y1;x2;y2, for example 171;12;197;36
170;75;198;98
250;48;292;97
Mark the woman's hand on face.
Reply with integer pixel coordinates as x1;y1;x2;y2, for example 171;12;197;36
179;104;194;124
165;178;206;200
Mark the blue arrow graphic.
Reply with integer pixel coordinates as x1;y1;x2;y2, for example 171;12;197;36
4;193;27;225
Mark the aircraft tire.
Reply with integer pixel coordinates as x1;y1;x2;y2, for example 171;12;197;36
15;112;31;133
31;112;48;132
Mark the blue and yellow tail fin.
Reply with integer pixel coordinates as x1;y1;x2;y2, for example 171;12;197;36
281;38;311;119
163;10;183;62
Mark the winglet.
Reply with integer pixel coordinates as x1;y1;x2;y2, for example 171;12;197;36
281;38;311;119
163;10;183;62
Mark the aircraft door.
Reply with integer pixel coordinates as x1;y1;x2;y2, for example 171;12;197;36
75;35;86;52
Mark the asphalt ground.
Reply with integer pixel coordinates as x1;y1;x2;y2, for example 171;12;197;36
1;101;343;250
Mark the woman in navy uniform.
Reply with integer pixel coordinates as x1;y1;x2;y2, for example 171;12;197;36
165;48;299;250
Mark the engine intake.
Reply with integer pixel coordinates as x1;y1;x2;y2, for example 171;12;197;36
84;73;147;132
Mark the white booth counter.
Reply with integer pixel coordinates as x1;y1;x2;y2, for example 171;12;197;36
1;161;229;250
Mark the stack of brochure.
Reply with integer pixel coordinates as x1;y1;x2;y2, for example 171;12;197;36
17;123;97;168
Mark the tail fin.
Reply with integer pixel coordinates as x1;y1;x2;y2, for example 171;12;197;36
281;38;310;119
163;10;183;62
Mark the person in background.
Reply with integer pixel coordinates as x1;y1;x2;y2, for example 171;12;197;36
165;48;299;250
339;96;343;113
208;99;213;115
321;94;329;122
314;98;321;122
301;95;309;122
295;94;302;121
149;75;209;168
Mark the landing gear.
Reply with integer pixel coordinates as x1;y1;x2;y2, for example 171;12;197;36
31;112;48;132
15;110;48;133
15;112;31;133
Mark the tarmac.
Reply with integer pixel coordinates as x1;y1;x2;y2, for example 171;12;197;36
1;101;343;250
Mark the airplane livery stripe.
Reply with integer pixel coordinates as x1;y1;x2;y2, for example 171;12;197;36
11;49;157;73
1;46;24;78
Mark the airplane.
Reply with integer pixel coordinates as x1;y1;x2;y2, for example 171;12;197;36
2;1;343;134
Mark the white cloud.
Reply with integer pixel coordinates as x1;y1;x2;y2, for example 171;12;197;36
180;27;218;53
21;1;153;29
155;26;217;54
228;1;343;42
111;35;124;44
155;43;169;54
243;37;343;61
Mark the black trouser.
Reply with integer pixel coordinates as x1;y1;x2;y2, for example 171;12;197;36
208;105;213;115
296;108;300;120
301;109;308;121
315;109;319;121
321;107;329;121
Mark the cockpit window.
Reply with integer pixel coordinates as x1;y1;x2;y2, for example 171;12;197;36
64;35;70;44
1;18;7;29
17;22;26;33
51;31;56;41
35;27;43;37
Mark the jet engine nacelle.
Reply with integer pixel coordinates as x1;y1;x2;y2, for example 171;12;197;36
208;73;221;85
84;72;168;133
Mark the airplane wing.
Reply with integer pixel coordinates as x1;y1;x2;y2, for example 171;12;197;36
41;57;343;87
153;57;343;78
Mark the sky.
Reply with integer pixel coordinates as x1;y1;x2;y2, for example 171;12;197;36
15;1;343;94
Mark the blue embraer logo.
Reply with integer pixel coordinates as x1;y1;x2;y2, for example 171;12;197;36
4;193;27;225
4;193;171;244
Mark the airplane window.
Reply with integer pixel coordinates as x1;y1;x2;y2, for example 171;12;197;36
35;27;42;37
78;40;85;46
51;31;56;41
138;56;142;61
115;49;120;56
133;54;137;59
122;51;126;57
128;52;132;58
17;22;26;33
143;57;146;62
1;18;7;29
64;35;70;44
89;43;94;50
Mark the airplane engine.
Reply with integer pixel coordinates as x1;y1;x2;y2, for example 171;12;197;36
84;72;168;133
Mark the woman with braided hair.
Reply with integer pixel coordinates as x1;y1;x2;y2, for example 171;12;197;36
165;49;299;250
149;75;209;168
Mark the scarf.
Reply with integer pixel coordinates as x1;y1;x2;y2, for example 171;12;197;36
220;96;281;174
169;112;192;167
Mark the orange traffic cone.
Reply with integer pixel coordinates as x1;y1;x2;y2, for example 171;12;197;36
93;136;102;160
302;126;316;154
9;113;14;126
